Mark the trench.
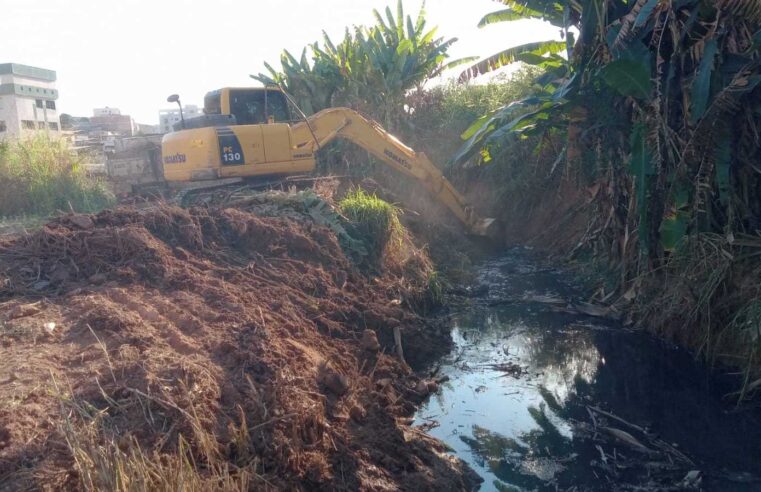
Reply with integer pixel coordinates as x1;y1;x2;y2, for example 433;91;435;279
415;250;761;491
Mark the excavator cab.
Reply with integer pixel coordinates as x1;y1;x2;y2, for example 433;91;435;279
174;88;293;131
203;87;292;125
162;87;316;182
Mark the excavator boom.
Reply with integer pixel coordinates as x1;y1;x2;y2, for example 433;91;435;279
294;108;495;236
161;88;496;236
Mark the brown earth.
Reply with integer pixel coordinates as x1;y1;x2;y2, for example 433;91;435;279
0;206;478;490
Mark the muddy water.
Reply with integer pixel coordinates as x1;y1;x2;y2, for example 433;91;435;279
415;251;761;491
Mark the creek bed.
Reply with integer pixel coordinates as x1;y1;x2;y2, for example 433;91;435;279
415;251;761;491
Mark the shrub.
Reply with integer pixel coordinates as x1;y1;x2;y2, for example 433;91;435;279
403;69;541;167
339;189;401;266
0;135;114;218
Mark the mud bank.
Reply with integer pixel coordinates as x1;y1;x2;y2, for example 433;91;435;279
0;205;477;490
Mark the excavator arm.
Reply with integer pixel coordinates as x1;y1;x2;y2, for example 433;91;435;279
291;108;496;236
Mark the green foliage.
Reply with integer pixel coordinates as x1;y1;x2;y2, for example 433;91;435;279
479;1;567;28
689;38;718;124
0;136;114;218
458;41;565;81
252;0;471;130
452;0;761;388
599;59;652;99
339;189;401;266
403;69;540;165
629;122;653;252
455;0;761;260
425;270;445;305
659;211;689;253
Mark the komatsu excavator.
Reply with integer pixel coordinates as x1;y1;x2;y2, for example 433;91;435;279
161;87;495;236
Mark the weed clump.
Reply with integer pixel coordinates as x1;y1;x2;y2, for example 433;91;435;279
0;135;114;218
339;189;402;266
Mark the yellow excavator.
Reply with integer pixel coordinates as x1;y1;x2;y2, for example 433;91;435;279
161;87;495;236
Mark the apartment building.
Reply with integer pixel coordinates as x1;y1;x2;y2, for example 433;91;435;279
0;63;60;138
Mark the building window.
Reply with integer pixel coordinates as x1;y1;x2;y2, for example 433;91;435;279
38;121;46;129
46;100;56;110
48;122;59;131
36;99;43;108
0;121;6;132
22;120;36;129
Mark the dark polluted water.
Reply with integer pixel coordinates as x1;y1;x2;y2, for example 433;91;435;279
415;251;761;491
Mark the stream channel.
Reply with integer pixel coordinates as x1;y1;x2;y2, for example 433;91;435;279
414;250;761;491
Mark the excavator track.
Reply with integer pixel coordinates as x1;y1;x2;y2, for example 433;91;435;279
173;175;346;208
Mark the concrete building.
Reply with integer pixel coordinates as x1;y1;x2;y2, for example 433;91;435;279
89;107;137;137
0;63;60;138
93;107;121;117
159;104;201;133
136;122;160;135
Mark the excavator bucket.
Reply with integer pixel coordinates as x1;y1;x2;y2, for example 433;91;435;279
470;218;499;238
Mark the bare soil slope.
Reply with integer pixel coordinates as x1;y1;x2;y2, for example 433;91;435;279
0;206;475;490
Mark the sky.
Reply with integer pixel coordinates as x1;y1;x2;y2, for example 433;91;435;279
4;0;560;125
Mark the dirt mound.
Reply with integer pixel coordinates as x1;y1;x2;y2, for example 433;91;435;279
0;206;474;490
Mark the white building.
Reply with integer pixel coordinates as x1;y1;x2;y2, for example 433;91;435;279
159;104;201;133
93;107;121;117
0;63;60;138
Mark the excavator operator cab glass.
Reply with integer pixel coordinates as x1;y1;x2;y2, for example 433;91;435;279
228;89;290;125
204;90;222;115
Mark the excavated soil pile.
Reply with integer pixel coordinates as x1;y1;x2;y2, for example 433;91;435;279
0;206;474;490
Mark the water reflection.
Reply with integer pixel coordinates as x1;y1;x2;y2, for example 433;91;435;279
461;403;574;491
450;305;603;406
415;253;761;491
419;303;604;491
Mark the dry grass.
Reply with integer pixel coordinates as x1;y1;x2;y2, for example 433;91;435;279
52;375;266;492
0;135;114;218
631;232;761;401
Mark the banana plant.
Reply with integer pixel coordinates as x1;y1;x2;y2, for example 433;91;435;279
357;0;475;128
454;0;761;275
253;0;474;129
458;0;580;82
252;33;350;114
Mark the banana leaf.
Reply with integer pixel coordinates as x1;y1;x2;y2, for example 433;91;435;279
459;41;566;81
599;59;652;99
630;122;653;252
691;39;718;124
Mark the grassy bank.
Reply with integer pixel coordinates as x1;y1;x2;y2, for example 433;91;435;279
339;189;402;264
0;136;114;219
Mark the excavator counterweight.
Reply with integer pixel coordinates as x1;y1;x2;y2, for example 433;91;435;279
161;87;496;236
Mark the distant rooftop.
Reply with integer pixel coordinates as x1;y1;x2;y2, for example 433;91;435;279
0;63;56;82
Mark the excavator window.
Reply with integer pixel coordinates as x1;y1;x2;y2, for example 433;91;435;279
229;89;290;125
267;90;291;122
204;91;222;115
